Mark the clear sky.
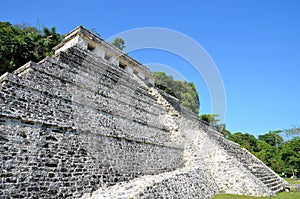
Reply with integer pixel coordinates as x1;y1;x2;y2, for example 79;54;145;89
1;0;299;137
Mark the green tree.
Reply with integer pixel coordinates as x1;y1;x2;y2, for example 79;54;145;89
258;130;283;148
220;128;231;139
281;137;300;176
254;130;299;174
229;132;260;153
255;140;284;173
284;126;300;137
0;22;62;76
199;114;230;137
112;38;125;50
200;114;220;126
152;72;199;113
255;141;274;164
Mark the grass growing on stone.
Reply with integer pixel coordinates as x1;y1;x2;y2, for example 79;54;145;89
212;192;300;199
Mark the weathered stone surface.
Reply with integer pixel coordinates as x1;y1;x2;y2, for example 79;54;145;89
0;26;287;198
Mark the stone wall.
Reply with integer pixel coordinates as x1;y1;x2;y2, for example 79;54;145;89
0;45;185;198
0;26;286;198
82;91;285;198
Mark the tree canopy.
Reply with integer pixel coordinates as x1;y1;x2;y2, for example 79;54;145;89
280;137;300;177
0;22;62;76
258;130;284;148
152;72;199;113
200;113;300;176
229;130;299;176
229;132;260;153
200;114;220;126
111;38;125;50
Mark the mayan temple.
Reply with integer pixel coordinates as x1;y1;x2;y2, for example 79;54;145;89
0;26;287;198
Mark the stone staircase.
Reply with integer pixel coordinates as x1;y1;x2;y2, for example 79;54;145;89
201;122;287;195
0;44;185;198
246;165;284;193
0;25;288;198
2;45;175;145
80;66;219;199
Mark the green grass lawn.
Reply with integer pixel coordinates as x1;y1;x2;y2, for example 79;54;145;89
285;178;300;184
212;192;300;199
212;178;300;199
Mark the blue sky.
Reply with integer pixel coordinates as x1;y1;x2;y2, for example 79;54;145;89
1;0;299;136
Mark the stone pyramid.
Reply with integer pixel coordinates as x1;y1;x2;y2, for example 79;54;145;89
0;26;286;198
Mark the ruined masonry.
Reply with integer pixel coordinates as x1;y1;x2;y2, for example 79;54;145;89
0;26;287;199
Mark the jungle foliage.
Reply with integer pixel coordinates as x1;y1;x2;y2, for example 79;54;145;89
200;114;300;176
0;22;62;76
152;72;199;113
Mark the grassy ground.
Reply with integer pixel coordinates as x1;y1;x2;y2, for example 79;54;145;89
212;179;300;199
285;178;300;184
212;192;300;199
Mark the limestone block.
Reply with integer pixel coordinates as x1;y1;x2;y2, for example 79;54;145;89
108;56;119;66
55;35;88;54
92;46;105;58
137;71;145;80
125;66;134;74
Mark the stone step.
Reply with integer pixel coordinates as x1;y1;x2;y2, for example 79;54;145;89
81;167;218;199
253;174;278;180
250;166;274;171
40;54;151;101
258;178;275;184
55;46;150;93
15;65;168;130
252;171;277;176
262;178;280;184
269;183;283;191
0;76;177;147
209;135;285;195
249;165;268;169
55;47;146;88
265;180;281;187
11;67;166;128
266;183;282;190
37;56;166;115
13;58;168;121
253;174;277;180
42;56;158;105
272;187;283;194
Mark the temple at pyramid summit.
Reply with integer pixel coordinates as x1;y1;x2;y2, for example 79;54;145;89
0;26;287;198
